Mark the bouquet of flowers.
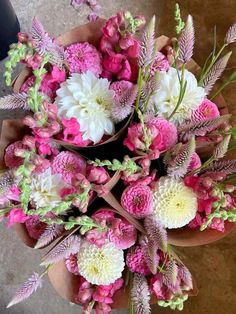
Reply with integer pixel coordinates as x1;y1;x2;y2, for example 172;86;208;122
1;4;236;313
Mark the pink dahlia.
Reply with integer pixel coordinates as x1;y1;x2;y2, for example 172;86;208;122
4;141;29;168
126;245;151;275
191;98;220;122
65;254;79;275
187;152;201;172
25;216;47;240
110;80;134;101
150;52;169;75
146;117;178;151
52;151;87;184
65;42;102;76
121;184;153;219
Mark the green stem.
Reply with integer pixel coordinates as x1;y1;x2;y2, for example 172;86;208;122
199;44;226;86
135;68;143;111
187;156;215;176
40;265;51;278
210;80;231;100
168;64;186;120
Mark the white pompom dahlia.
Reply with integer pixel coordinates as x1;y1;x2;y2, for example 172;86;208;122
153;177;197;229
77;241;125;285
154;67;205;124
55;71;115;144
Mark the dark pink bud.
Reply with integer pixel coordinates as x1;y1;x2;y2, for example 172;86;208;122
17;32;29;43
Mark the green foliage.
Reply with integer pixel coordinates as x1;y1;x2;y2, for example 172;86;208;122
175;3;185;35
200;208;236;231
27;54;50;112
4;43;33;86
89;156;141;176
158;294;188;311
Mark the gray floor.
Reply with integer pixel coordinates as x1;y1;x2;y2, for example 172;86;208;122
1;1;236;314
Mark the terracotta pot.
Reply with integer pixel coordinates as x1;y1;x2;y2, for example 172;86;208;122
48;260;198;310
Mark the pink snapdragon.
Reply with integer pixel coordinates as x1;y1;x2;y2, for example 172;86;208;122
100;12;144;82
21;66;66;99
7;208;28;227
65;254;79;275
74;277;93;305
58;117;90;147
86;165;110;184
93;278;124;304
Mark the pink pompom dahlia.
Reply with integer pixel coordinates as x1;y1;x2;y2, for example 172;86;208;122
126;245;151;275
65;42;102;76
52;151;87;184
121;184;153;219
191;98;220;122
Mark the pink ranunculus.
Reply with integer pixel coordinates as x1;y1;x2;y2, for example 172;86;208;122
7;208;28;227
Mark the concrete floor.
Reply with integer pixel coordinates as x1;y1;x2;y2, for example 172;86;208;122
1;0;236;313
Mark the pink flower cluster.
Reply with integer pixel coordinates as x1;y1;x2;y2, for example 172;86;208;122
185;175;234;232
150;52;170;75
57;117;90;147
65;42;102;76
75;276;124;314
121;184;153;219
191;98;220;123
85;209;137;249
21;65;66;99
24;215;47;239
150;263;192;300
126;245;151;275
4;141;29;168
100;12;145;81
124;116;177;158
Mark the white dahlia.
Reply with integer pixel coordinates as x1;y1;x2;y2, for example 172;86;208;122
77;241;125;285
29;168;68;209
154;67;205;124
153;177;197;229
55;71;115;144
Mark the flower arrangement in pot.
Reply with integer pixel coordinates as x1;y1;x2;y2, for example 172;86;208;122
2;3;236;313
